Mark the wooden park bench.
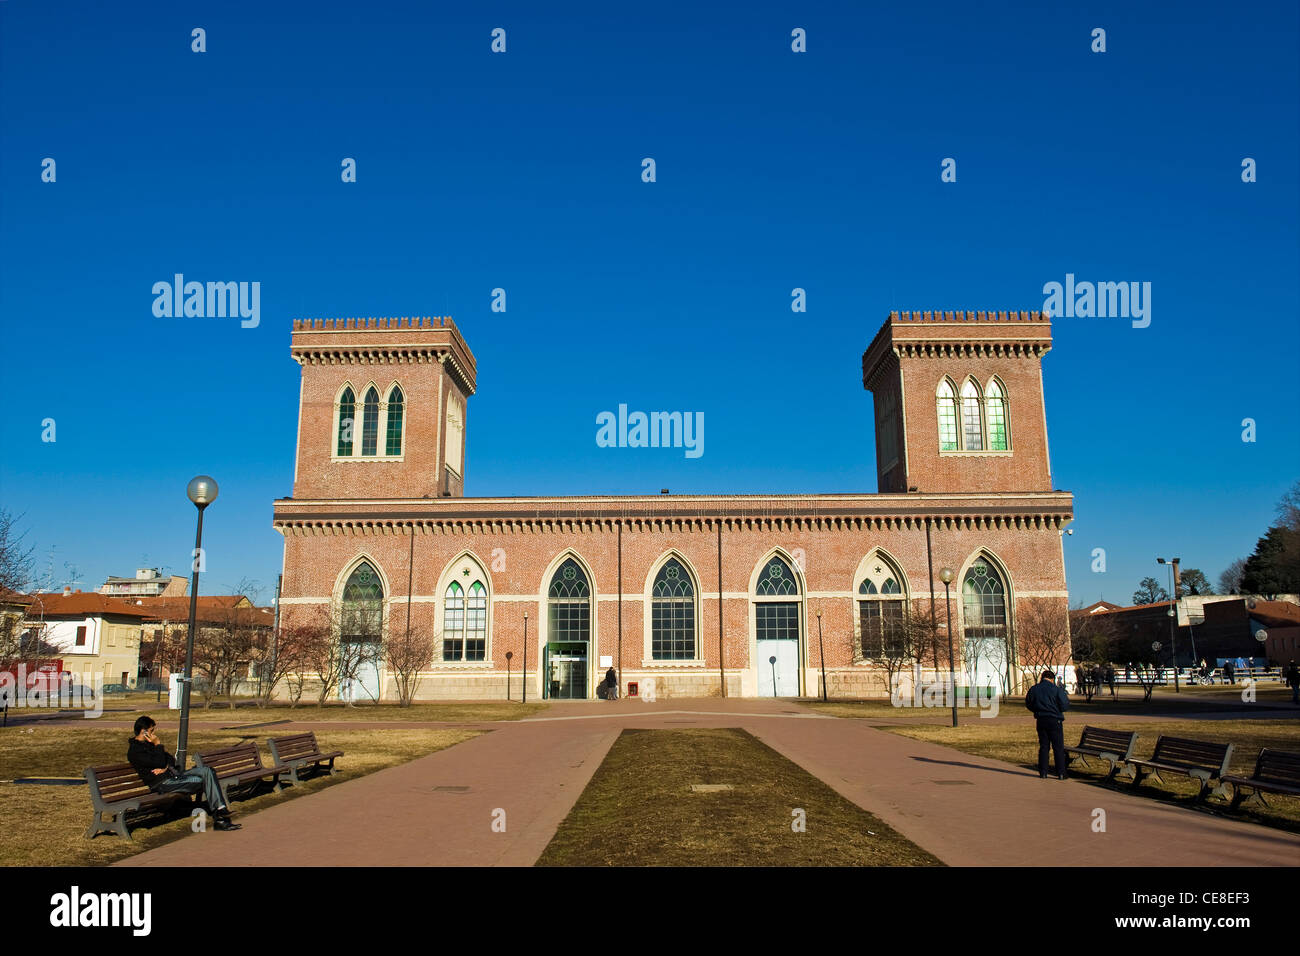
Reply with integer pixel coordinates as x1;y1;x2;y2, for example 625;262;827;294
1128;736;1234;802
194;741;289;796
268;732;344;785
1223;749;1300;810
1064;726;1138;781
83;763;193;840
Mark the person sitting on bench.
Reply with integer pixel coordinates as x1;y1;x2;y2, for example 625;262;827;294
126;715;241;831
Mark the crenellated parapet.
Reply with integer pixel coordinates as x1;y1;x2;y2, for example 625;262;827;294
289;315;476;396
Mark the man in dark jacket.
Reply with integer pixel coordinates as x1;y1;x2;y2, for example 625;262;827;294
126;715;241;830
1286;661;1300;704
1024;670;1071;779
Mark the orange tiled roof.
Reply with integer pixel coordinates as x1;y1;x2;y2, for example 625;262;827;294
24;592;152;619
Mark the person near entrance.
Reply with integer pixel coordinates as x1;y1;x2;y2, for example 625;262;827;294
1024;670;1070;780
126;715;241;830
604;667;619;700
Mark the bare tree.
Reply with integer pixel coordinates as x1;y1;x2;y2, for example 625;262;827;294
862;601;945;698
283;619;331;708
386;608;435;707
192;606;261;709
248;615;313;706
0;509;35;595
1218;558;1246;595
1015;598;1074;691
305;619;347;706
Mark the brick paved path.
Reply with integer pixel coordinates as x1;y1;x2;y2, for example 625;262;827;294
117;699;1300;867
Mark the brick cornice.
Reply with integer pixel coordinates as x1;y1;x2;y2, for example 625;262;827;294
863;310;1052;390
272;491;1074;536
290;317;477;395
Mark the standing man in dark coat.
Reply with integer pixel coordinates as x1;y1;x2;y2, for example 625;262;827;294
1024;670;1071;779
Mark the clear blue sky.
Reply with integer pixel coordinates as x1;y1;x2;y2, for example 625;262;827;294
1;0;1296;606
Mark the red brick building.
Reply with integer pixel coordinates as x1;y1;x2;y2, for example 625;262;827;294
273;310;1073;700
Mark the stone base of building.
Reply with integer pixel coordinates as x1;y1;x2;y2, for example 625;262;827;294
263;665;1028;703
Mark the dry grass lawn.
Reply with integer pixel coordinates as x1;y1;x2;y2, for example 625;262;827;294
0;724;481;866
538;727;941;867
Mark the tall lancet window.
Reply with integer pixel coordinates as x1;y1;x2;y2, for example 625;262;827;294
936;379;958;451
960;379;984;451
361;386;380;456
337;387;355;456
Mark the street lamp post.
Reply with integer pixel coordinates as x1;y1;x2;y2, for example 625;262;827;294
1157;557;1181;692
521;611;529;703
505;651;513;701
816;609;827;702
174;475;217;769
940;567;957;728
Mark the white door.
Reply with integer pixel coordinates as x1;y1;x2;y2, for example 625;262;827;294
756;601;801;697
964;638;1004;692
757;639;799;697
340;658;382;702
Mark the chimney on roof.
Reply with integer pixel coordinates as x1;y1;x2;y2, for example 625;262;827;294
63;586;71;596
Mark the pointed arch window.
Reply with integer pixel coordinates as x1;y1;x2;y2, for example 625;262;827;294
651;558;696;660
857;558;907;658
385;385;404;456
360;387;380;456
442;579;488;661
960;380;984;451
962;558;1007;641
986;379;1008;451
548;558;591;646
337;387;355;456
936;379;959;451
443;582;464;660
341;561;383;644
466;581;486;660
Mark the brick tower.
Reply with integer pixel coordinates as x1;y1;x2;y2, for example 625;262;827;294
288;317;477;499
862;310;1055;494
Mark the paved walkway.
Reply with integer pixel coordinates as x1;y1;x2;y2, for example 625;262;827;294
118;699;1300;867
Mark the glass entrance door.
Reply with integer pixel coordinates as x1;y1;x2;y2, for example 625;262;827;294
544;642;588;699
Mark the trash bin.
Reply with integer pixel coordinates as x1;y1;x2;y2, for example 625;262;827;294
168;674;182;710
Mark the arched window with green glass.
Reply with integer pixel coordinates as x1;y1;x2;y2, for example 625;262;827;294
465;581;486;660
985;378;1009;451
341;561;383;645
962;558;1007;639
442;581;465;661
548;557;591;645
961;556;1010;691
360;386;380;456
384;385;404;456
960;379;984;451
336;386;355;456
651;558;696;660
936;378;959;451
